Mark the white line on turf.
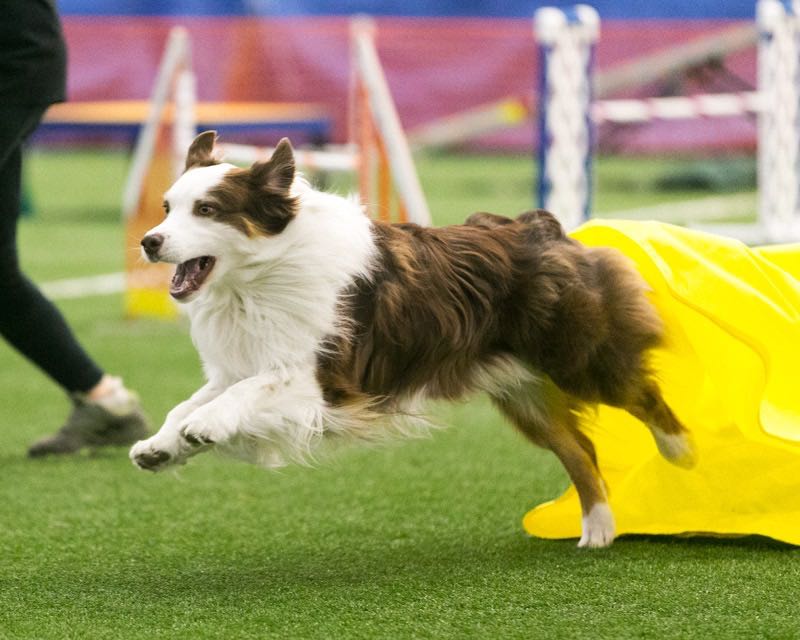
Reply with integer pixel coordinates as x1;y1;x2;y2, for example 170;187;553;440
598;192;756;225
40;272;125;300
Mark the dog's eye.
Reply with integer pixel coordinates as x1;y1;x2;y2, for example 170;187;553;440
197;204;215;216
162;201;170;216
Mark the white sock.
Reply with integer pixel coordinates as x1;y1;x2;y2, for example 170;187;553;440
89;376;140;416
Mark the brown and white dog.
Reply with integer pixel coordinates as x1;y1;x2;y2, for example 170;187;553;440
130;131;695;548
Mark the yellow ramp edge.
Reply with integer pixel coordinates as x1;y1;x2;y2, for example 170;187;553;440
524;221;800;545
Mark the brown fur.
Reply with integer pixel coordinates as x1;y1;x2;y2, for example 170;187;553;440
182;131;689;533
184;134;298;236
185;130;220;170
319;212;662;406
317;210;690;521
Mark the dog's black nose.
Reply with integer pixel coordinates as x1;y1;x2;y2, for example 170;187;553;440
141;233;164;259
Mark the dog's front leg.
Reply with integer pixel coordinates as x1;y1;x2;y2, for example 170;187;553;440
130;382;224;471
175;376;273;447
178;373;324;465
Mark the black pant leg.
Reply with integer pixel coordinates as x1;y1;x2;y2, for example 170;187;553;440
0;106;104;393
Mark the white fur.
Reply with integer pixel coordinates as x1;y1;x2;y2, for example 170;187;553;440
578;502;616;548
130;170;379;470
470;355;542;399
651;428;697;469
129;165;622;550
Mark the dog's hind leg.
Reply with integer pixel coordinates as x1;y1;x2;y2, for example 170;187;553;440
623;379;696;469
492;377;615;548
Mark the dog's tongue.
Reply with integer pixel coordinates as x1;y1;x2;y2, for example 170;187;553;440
170;257;215;300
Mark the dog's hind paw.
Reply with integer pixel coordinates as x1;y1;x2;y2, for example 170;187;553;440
653;429;697;469
577;503;616;549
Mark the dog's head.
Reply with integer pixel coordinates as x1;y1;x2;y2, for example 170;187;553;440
140;131;297;302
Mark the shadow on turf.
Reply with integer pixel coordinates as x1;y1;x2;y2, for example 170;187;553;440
613;533;795;551
52;533;794;608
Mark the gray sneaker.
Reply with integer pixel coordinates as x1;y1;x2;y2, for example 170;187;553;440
28;393;149;457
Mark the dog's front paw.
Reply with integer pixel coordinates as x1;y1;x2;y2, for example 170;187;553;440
179;405;234;448
130;437;182;472
179;421;217;446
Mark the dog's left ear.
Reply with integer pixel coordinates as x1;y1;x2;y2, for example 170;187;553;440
185;130;219;171
251;138;295;195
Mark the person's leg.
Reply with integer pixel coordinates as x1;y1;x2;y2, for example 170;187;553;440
0;106;148;455
0;106;104;390
0;149;107;392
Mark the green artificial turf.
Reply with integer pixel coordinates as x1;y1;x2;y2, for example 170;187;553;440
1;148;794;639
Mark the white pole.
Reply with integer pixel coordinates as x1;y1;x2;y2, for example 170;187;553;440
353;22;432;226
219;143;358;173
757;0;800;242
173;68;197;177
122;26;190;219
535;5;599;230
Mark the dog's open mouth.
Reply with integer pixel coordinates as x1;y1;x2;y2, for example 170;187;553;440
170;256;216;300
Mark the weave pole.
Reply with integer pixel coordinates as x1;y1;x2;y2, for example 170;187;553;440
758;0;800;242
535;5;599;231
537;2;800;243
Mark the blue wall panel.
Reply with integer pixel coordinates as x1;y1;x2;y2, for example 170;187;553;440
58;0;756;19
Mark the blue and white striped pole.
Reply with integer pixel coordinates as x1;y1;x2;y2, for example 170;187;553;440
757;0;800;242
535;5;599;230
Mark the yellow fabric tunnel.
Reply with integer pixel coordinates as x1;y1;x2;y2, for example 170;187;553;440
523;220;800;545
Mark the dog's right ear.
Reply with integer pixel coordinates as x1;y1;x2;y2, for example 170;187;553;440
185;130;219;171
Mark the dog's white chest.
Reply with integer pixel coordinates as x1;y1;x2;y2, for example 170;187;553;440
188;294;324;383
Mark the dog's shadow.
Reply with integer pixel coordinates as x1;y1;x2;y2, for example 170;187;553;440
91;529;794;607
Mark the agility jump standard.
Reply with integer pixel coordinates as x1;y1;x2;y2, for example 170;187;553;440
123;21;430;318
407;21;756;151
221;18;432;227
123;27;194;318
536;1;800;243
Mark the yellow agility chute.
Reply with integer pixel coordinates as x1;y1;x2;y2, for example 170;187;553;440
524;220;800;545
